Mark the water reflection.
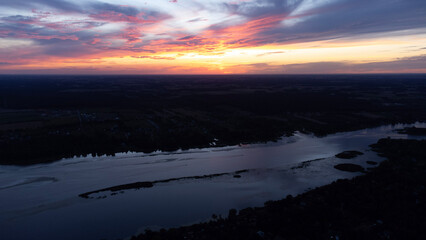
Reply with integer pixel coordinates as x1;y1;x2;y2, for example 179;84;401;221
0;122;425;240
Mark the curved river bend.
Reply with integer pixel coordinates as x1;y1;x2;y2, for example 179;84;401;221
1;123;425;240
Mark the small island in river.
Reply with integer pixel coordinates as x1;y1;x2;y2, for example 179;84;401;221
1;75;426;240
131;138;426;240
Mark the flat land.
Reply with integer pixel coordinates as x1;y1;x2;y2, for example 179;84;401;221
1;74;426;165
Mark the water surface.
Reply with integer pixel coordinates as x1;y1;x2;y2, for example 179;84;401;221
0;123;425;240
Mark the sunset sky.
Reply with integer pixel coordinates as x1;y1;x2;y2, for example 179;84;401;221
0;0;425;74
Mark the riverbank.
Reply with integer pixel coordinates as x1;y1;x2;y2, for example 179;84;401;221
2;124;411;240
132;138;426;240
2;75;426;165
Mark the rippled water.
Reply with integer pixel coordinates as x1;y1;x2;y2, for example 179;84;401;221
0;123;425;240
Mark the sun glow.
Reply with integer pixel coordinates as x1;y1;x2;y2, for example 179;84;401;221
1;0;425;74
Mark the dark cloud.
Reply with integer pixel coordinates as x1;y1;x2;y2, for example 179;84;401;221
0;21;78;41
235;55;426;74
178;35;197;40
2;0;425;50
1;0;425;71
1;15;36;23
206;0;426;47
255;0;426;44
36;39;96;57
0;2;173;57
89;3;140;16
0;0;82;12
220;0;302;18
87;2;171;24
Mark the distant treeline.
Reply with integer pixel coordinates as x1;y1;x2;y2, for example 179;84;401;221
1;74;426;165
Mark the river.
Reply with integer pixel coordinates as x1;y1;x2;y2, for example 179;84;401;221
0;123;425;240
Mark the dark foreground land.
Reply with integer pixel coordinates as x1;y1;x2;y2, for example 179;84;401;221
132;138;426;240
1;74;426;165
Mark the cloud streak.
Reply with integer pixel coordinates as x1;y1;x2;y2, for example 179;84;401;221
0;0;425;73
233;55;426;74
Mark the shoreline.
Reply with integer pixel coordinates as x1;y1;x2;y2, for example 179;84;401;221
1;121;425;166
1;124;424;240
2;75;426;166
131;138;426;240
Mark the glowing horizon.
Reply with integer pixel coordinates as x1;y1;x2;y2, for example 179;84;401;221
1;0;426;74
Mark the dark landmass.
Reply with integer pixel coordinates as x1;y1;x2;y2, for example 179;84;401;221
366;161;378;165
333;163;365;172
80;181;154;199
1;74;426;165
291;158;325;169
79;169;249;199
335;151;364;159
131;138;426;240
397;127;426;136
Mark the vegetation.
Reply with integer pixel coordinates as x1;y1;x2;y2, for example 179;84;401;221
131;138;426;240
1;74;426;165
